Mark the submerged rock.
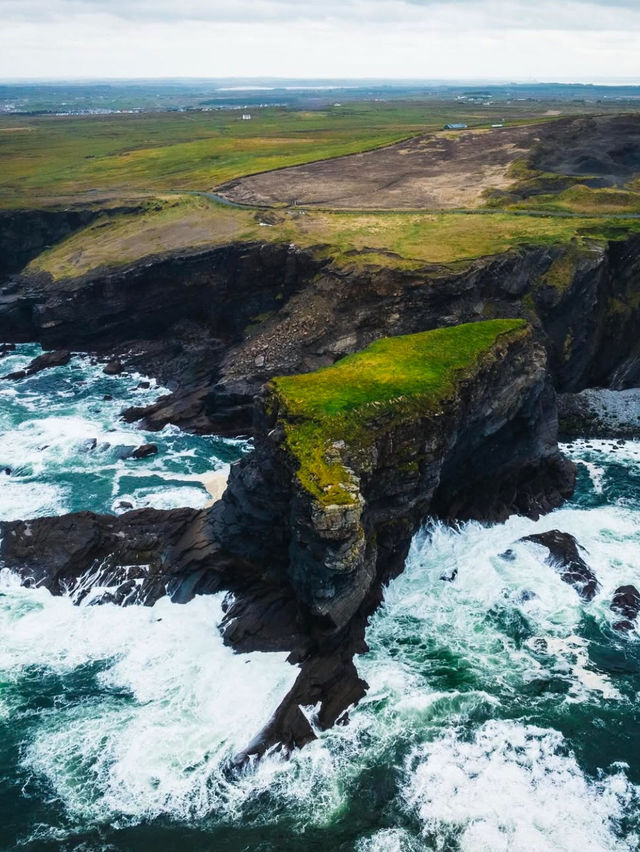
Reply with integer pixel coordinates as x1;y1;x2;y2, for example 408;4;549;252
521;530;599;600
3;348;71;381
131;443;158;460
611;585;640;632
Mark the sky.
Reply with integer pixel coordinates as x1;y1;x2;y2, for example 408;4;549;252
1;0;640;81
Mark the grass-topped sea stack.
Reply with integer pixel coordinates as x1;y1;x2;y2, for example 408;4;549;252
212;319;575;632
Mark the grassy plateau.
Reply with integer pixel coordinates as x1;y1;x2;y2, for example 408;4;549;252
25;194;640;282
270;320;529;505
0;102;545;208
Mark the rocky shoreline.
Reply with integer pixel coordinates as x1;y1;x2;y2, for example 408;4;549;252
0;320;576;756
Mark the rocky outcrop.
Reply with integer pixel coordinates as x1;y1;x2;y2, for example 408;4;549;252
521;530;599;600
0;508;215;605
211;321;574;631
0;320;576;755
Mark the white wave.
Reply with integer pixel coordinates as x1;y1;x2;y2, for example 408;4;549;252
362;499;640;703
356;828;423;851
121;485;211;511
403;720;638;851
0;584;298;825
0;344;247;519
0;415;145;474
0;473;66;521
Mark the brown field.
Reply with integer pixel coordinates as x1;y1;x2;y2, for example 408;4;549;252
217;115;640;211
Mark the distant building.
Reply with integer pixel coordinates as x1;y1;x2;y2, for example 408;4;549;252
444;123;468;130
242;113;252;120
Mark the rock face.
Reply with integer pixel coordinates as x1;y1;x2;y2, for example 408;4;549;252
1;231;640;435
521;530;599;600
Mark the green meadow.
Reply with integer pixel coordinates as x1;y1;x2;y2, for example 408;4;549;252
27;194;640;282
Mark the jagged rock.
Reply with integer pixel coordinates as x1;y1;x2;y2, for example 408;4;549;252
131;443;158;460
103;358;123;375
611;585;640;632
3;348;71;380
521;530;599;600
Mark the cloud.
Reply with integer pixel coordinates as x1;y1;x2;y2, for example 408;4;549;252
1;0;639;79
2;0;640;27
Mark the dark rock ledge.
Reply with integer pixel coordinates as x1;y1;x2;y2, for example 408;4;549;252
0;320;575;759
520;530;599;601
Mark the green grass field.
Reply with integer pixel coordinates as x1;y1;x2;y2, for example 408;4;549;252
27;194;640;282
0;102;515;207
0;100;604;209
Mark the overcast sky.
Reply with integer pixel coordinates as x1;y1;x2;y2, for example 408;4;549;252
1;0;639;81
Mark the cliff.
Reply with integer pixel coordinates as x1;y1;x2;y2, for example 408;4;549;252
0;206;140;281
0;320;574;754
1;230;639;435
210;320;574;632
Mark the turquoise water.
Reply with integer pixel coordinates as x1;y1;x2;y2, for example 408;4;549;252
1;345;640;851
0;345;249;520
